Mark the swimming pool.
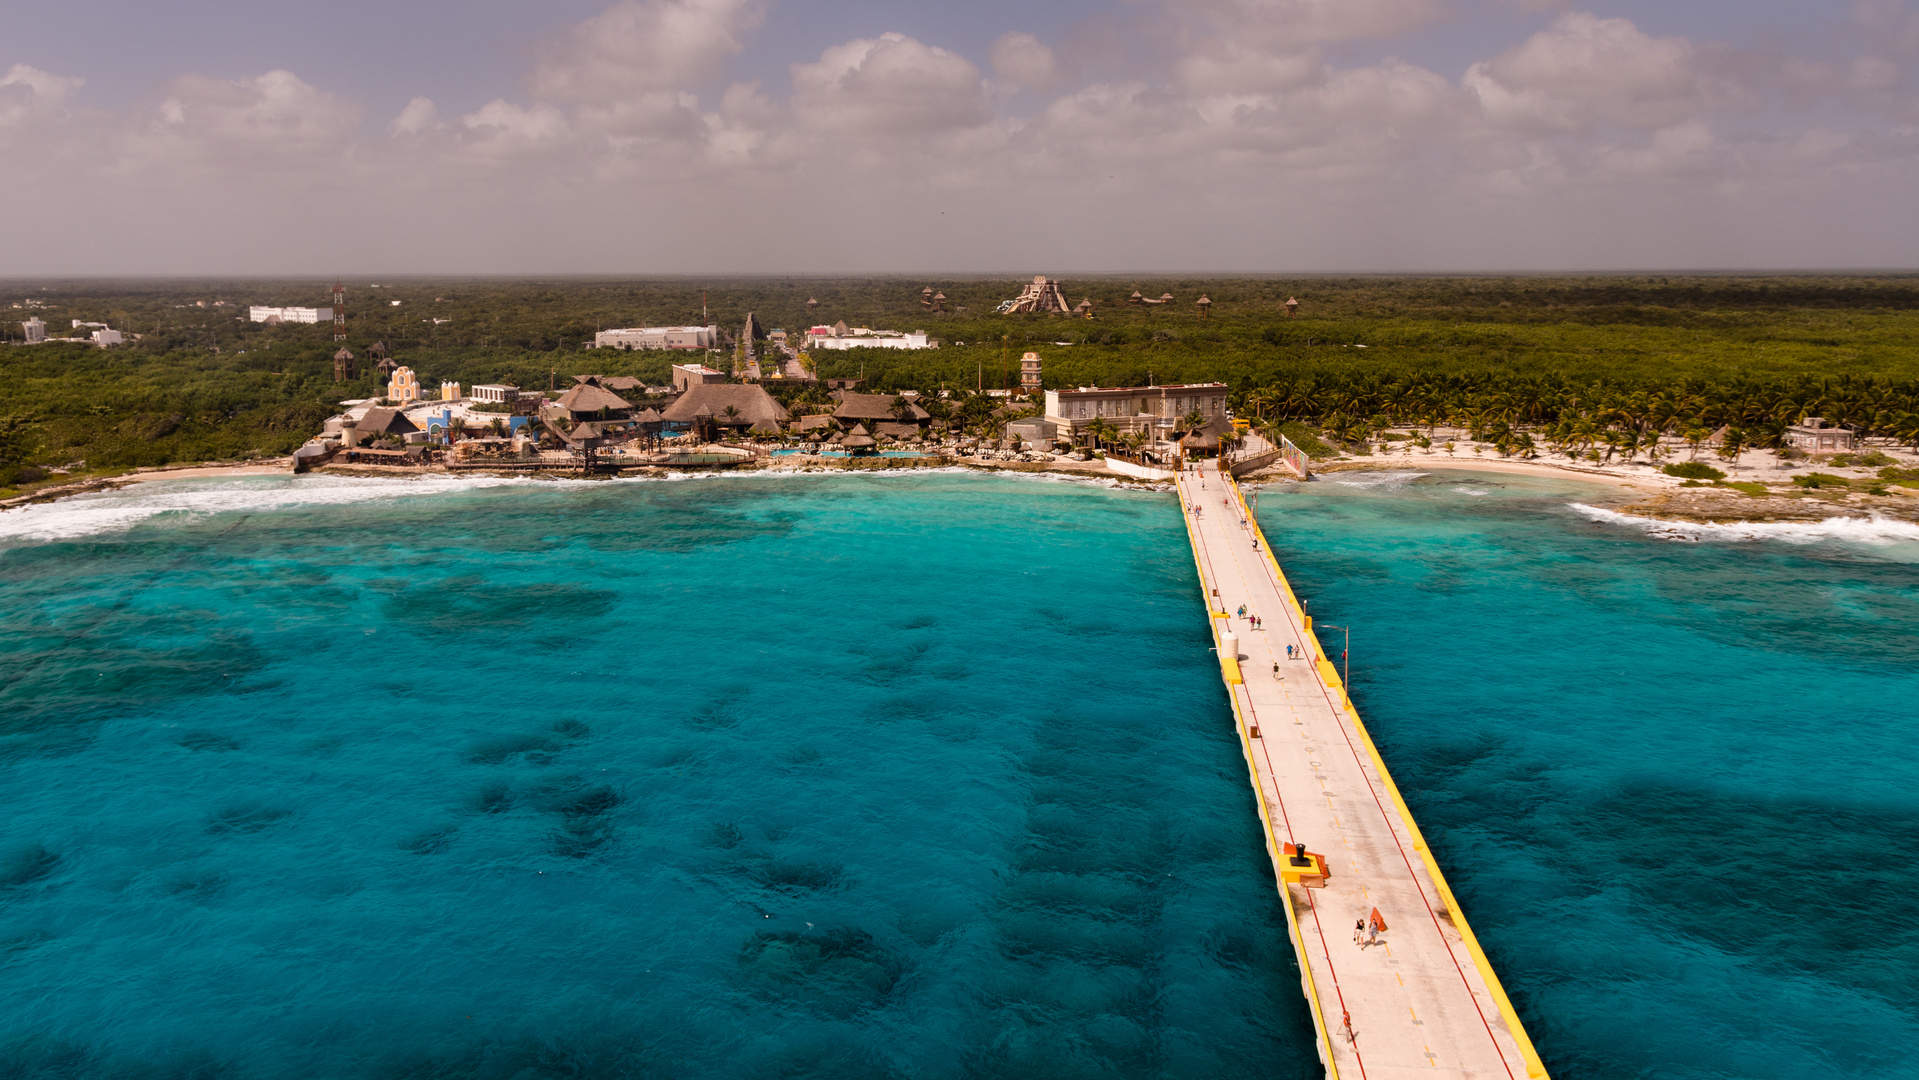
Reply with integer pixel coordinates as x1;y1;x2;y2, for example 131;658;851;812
771;449;935;458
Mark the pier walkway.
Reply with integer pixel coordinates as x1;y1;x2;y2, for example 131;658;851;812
1177;461;1547;1080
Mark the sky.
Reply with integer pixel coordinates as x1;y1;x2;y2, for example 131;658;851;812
1;0;1913;274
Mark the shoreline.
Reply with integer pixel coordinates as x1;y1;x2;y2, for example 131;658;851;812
7;452;1916;529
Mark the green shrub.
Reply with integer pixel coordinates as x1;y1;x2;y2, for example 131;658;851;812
1663;461;1725;481
1275;422;1336;461
1719;481;1769;497
1879;466;1919;481
1832;451;1896;468
1793;472;1850;489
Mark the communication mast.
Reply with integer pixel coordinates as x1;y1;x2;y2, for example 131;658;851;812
332;280;346;342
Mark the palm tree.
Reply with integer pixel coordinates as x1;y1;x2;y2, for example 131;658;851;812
1086;417;1115;450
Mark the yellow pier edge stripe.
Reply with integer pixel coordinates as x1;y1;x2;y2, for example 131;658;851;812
1179;477;1342;1080
1226;474;1551;1080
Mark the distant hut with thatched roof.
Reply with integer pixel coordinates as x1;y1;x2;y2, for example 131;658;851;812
831;392;930;428
555;380;635;421
661;383;790;438
840;424;877;454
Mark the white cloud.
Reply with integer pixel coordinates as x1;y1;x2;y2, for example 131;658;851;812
1;5;1916;273
527;0;764;103
791;32;991;135
0;64;83;127
137;70;360;168
389;96;440;136
992;32;1064;91
1464;13;1729;133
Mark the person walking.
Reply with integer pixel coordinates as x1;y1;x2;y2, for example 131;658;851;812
1286;644;1294;659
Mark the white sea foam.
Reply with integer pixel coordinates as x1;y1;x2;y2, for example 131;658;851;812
1331;471;1428;489
1570;503;1919;552
0;465;1152;545
0;474;569;543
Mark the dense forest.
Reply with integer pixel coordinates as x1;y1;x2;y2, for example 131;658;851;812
3;274;1918;490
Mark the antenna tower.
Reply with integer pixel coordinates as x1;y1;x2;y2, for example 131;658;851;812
332;280;346;342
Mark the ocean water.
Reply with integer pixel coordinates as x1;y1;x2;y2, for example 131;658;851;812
1259;469;1919;1080
0;472;1309;1080
0;469;1914;1079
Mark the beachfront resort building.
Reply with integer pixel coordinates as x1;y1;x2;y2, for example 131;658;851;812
805;325;933;351
554;378;635;422
248;306;330;324
831;392;931;430
661;383;789;437
1043;383;1232;446
1785;417;1860;452
591;325;720;350
471;384;518;405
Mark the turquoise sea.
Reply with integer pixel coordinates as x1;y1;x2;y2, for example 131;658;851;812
0;468;1915;1079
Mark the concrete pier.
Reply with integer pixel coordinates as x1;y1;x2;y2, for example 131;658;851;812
1178;462;1548;1080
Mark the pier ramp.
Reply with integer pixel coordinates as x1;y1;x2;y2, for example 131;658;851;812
1178;462;1547;1080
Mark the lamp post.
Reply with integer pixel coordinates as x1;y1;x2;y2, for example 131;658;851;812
1323;623;1350;690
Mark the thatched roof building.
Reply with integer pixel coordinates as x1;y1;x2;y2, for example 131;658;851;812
832;392;930;425
661;383;790;430
352;407;419;436
555;381;635;420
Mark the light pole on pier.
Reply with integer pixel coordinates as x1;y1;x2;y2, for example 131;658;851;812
1323;623;1350;693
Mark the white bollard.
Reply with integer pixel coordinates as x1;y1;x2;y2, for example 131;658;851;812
1220;626;1240;662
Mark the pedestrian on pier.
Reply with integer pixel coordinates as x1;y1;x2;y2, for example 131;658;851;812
1286;644;1294;659
1237;604;1246;618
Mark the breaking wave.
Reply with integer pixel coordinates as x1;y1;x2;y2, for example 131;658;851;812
0;465;1151;545
1571;503;1919;553
1329;471;1429;489
0;474;571;544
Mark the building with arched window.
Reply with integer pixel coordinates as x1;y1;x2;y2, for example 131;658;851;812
388;365;421;405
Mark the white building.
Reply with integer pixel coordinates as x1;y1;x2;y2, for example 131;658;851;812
1784;417;1859;452
1043;382;1229;439
248;306;331;324
21;317;45;343
804;325;933;351
90;329;124;348
591;325;720;350
471;384;518;404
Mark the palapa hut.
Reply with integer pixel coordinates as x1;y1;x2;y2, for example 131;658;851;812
662;383;790;437
839;424;877;454
555;380;635;422
1178;416;1236;456
344;407;420;447
873;422;922;442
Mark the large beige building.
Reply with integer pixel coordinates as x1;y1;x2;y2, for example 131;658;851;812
592;325;720;350
1043;383;1229;440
